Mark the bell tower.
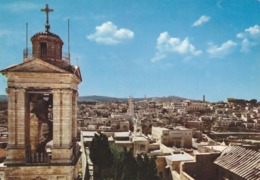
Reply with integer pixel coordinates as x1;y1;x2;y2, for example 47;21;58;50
0;4;82;179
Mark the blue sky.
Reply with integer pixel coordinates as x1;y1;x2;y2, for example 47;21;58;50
0;0;260;102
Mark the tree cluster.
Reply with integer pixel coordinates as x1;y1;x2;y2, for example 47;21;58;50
89;133;159;180
89;132;113;179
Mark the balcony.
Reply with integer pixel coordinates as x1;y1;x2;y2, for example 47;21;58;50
23;48;70;64
25;141;81;165
26;151;51;164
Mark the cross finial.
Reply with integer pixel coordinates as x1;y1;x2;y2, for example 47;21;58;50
41;4;54;32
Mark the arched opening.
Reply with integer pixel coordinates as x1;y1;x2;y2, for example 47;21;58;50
25;91;53;163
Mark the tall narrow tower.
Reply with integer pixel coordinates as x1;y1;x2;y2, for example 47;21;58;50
0;4;82;179
127;96;134;116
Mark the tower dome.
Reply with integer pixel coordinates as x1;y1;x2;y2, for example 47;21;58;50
31;31;63;61
24;4;69;63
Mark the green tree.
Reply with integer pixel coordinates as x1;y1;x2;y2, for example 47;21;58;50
110;145;125;180
111;147;159;180
136;154;160;180
89;132;113;180
147;155;160;180
136;154;146;180
121;149;138;180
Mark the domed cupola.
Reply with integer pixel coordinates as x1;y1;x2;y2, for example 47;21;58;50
27;4;65;62
31;31;63;61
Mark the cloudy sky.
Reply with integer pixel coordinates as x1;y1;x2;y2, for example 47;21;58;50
0;0;260;102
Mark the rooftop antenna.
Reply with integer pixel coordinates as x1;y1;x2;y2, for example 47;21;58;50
68;18;70;62
24;22;29;61
26;22;28;51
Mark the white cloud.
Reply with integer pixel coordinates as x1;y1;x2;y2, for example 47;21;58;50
245;25;260;36
151;52;167;62
236;25;260;52
207;40;237;58
1;2;40;13
240;38;250;53
87;21;134;45
236;33;244;39
151;32;202;62
192;15;211;27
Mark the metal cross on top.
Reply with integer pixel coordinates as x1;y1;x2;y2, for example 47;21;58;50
41;4;54;32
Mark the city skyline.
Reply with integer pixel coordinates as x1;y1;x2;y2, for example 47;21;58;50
0;0;260;102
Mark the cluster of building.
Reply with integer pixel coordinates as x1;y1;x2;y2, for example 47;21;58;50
211;99;260;132
0;4;259;180
0;93;260;179
78;97;260;180
78;97;260;144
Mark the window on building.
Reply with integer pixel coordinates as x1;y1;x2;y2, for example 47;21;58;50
40;42;47;57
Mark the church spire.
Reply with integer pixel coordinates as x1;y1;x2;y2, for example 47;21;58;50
41;4;54;32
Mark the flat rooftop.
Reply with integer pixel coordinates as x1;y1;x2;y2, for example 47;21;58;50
164;153;194;162
133;136;148;142
114;131;130;137
81;131;98;137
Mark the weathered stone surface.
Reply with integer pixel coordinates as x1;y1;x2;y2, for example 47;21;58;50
2;60;82;178
4;163;80;180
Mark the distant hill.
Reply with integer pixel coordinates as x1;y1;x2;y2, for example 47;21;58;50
78;95;187;102
0;95;188;103
78;95;128;102
151;96;187;102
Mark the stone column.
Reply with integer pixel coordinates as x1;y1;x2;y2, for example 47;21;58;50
72;91;78;139
52;89;73;163
61;89;72;147
6;88;16;147
52;89;62;148
5;88;26;164
16;88;26;147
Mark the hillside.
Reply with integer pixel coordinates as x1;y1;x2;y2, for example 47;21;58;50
78;95;187;102
0;95;187;103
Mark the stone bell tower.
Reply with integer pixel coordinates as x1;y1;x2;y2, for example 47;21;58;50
0;4;82;179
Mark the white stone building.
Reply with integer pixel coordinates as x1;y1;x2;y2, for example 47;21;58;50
152;126;192;148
